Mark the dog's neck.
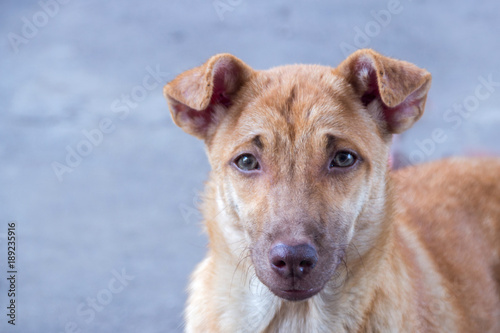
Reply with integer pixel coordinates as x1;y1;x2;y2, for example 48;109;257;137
193;171;410;332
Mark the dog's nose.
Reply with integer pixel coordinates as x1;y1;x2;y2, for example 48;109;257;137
269;243;318;279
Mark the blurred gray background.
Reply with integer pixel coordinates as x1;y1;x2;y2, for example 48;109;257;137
1;0;500;332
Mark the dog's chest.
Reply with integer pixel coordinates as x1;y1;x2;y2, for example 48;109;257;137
234;288;341;333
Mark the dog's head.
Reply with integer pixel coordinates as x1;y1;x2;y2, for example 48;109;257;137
164;49;431;301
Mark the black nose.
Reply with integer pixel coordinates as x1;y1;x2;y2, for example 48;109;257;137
269;243;318;279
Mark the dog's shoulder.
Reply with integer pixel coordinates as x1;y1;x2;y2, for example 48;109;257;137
391;156;500;248
392;157;500;200
391;157;500;331
392;156;500;212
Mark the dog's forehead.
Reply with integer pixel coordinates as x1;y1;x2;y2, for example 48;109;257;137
208;63;386;170
264;64;342;84
244;64;354;123
230;64;370;142
257;64;348;99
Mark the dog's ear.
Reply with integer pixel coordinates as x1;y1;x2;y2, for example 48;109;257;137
164;54;253;140
337;49;431;134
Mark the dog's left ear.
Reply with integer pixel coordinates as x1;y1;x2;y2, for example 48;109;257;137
337;49;432;134
164;53;253;141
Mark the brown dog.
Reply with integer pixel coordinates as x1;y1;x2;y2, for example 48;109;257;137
164;49;500;332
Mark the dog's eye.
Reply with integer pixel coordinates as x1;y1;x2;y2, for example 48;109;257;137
330;151;356;168
235;154;260;171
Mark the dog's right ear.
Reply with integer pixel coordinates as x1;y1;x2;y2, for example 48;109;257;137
164;54;253;141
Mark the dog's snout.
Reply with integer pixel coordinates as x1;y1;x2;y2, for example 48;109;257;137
269;243;318;279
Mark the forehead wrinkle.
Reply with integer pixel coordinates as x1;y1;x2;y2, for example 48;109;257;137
262;92;329;170
231;67;357;174
228;134;262;158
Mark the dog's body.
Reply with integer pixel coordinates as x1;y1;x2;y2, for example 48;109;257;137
164;49;500;332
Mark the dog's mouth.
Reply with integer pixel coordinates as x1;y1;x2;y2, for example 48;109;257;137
270;286;323;301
